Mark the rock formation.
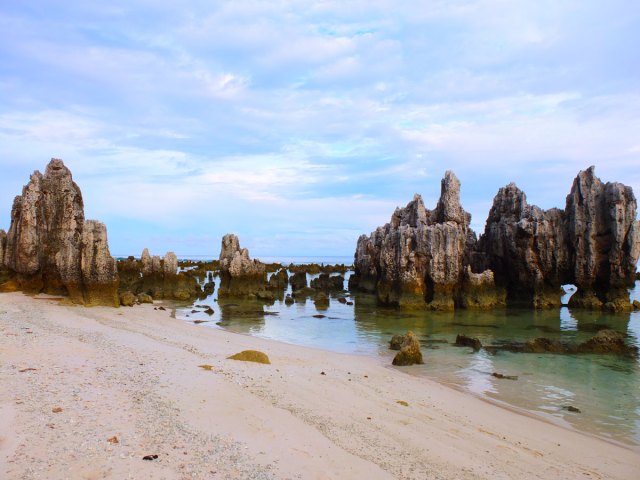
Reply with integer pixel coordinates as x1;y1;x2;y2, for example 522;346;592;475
1;159;119;306
310;273;344;292
391;331;424;366
352;167;640;310
564;167;640;310
120;248;201;301
476;166;640;310
350;171;502;310
0;229;6;268
475;183;570;308
217;234;267;298
80;220;119;306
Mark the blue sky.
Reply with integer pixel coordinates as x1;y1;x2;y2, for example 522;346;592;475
1;1;639;258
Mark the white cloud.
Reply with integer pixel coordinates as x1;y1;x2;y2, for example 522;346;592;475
1;0;639;255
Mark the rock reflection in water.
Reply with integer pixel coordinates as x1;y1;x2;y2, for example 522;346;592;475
177;270;640;445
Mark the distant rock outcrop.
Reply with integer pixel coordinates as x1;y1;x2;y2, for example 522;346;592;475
119;248;201;301
352;167;640;311
1;159;119;306
217;234;267;298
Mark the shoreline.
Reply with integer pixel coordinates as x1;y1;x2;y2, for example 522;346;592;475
198;312;640;452
1;291;639;479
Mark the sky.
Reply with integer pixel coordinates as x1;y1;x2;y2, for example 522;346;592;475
1;1;639;258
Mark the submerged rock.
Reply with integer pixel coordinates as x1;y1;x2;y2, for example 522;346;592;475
454;334;482;352
290;271;307;292
310;273;345;292
314;292;330;310
576;329;638;356
392;331;424;366
487;330;637;357
3;159;119;306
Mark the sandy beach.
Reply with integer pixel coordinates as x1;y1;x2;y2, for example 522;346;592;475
0;292;638;479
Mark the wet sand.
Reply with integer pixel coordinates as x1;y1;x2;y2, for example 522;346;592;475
0;292;638;479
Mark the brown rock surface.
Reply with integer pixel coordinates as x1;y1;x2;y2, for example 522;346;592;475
353;167;639;311
80;220;119;307
218;234;267;298
351;171;477;310
565;167;640;309
2;159;119;306
391;331;424;366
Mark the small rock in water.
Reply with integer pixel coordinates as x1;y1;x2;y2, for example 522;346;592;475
563;405;581;413
491;372;518;380
313;314;326;319
454;334;482;352
392;331;424;366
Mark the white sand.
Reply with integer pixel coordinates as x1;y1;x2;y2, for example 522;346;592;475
0;292;638;479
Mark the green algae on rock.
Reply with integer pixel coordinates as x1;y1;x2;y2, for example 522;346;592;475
227;350;271;364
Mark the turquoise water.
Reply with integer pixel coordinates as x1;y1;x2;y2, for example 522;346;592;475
177;271;640;447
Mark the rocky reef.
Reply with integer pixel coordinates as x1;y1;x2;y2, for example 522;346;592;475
476;167;640;310
0;159;119;306
118;249;203;302
351;167;640;311
217;234;267;298
350;171;503;310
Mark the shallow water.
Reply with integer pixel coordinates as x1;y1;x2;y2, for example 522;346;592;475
177;272;640;446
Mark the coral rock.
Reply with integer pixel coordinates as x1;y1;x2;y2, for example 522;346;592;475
392;331;424;366
3;159;119;306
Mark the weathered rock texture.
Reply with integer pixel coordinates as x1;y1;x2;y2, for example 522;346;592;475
391;331;424;366
218;234;267;298
2;159;119;306
350;171;502;310
476;166;640;310
475;183;570;308
0;229;6;268
352;167;640;310
119;249;201;301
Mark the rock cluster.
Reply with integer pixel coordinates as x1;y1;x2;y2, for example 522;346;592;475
119;249;202;301
1;159;119;306
350;171;501;310
217;234;267;298
351;167;640;311
476;166;640;310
